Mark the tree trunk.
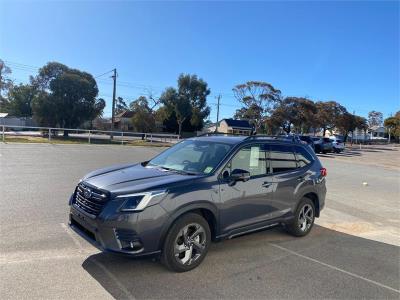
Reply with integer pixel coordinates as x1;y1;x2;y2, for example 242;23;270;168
322;127;326;136
63;130;68;137
178;121;182;138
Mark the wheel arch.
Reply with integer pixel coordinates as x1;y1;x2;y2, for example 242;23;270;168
158;201;219;250
302;192;320;217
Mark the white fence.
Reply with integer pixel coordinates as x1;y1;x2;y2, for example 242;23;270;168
1;125;180;144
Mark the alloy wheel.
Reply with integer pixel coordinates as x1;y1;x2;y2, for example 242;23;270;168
174;223;206;266
298;204;314;232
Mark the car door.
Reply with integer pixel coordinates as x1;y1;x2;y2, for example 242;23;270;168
269;144;305;216
218;143;275;233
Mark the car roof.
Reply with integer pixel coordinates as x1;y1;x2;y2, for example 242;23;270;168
189;135;301;145
189;135;248;144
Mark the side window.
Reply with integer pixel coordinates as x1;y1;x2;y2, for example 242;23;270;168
229;144;267;177
295;146;314;168
269;145;297;173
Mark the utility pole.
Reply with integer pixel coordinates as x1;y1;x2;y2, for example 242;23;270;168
110;68;117;139
215;94;221;132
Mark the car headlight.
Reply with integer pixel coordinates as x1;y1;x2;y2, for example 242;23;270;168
117;190;167;212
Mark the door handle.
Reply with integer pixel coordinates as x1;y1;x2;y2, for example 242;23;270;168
262;182;272;188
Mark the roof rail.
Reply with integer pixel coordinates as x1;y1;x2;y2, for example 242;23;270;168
196;132;247;137
244;134;300;143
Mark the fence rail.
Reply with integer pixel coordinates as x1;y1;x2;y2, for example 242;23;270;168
1;125;180;145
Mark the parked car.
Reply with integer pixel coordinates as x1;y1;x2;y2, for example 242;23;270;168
312;137;333;153
330;137;345;153
299;135;315;151
69;134;327;272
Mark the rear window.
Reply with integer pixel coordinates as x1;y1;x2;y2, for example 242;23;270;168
336;140;342;143
295;146;314;168
323;138;331;142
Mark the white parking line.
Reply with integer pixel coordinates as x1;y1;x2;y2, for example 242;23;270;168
60;222;135;299
60;222;84;250
270;243;400;294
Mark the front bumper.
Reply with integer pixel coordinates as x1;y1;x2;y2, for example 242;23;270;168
68;197;167;257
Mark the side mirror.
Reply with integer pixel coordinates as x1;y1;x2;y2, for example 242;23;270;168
229;169;250;185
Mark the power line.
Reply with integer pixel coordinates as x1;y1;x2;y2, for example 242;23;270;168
94;69;115;79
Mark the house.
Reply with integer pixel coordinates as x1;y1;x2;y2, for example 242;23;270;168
0;113;37;128
113;110;134;131
206;118;253;135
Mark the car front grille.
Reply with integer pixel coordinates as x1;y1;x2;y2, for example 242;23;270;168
73;183;108;217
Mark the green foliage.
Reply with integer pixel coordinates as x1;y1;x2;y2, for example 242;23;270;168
384;111;400;140
6;84;36;117
315;101;347;135
130;96;155;132
268;97;317;134
115;97;128;114
336;113;367;142
31;62;105;134
160;74;211;135
233;81;281;131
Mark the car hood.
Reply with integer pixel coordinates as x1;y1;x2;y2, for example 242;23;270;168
81;162;201;194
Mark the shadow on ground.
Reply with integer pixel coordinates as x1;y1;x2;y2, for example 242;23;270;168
82;225;400;299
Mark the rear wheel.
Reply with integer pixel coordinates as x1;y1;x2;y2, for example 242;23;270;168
285;198;315;237
161;213;211;272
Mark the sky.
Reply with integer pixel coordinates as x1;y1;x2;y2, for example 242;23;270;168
1;0;399;122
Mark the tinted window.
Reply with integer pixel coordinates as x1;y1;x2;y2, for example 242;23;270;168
229;145;267;177
295;146;314;168
269;145;297;173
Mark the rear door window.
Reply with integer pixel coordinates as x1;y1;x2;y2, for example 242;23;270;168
294;146;314;168
269;145;297;173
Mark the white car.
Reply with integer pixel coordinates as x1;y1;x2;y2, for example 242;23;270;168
330;138;345;153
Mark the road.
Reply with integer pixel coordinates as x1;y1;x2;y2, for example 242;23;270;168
0;143;399;299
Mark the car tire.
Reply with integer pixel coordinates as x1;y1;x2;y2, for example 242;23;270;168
285;198;315;237
161;213;211;272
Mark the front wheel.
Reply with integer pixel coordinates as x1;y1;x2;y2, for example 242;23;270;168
161;213;211;272
285;198;315;237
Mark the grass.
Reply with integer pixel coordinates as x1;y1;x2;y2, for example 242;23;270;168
2;135;171;147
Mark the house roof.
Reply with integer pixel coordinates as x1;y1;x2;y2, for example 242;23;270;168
222;118;252;129
115;110;135;118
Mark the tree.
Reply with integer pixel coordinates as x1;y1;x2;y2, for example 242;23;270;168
177;74;211;131
268;97;317;134
368;111;383;128
336;113;367;142
160;87;191;136
0;59;14;111
384;111;400;142
115;97;128;114
315;101;347;136
6;84;36;117
31;62;105;136
159;74;211;135
130;96;155;132
233;81;281;132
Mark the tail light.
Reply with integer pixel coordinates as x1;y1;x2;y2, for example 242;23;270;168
320;168;327;177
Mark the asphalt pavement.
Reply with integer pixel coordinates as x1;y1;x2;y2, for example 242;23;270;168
0;143;399;299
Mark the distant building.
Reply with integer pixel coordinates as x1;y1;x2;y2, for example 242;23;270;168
0;113;37;128
113;110;135;131
205;118;253;135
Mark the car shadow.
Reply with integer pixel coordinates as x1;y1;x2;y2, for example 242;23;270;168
82;225;400;299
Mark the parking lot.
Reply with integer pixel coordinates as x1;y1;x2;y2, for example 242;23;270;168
0;143;399;299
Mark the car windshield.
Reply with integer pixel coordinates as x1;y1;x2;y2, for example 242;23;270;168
147;139;233;175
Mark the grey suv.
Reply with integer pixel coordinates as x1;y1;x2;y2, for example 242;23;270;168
69;134;327;272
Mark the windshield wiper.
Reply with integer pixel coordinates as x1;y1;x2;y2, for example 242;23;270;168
158;166;199;176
